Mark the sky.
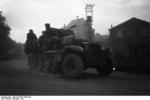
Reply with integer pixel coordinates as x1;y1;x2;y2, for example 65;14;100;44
0;0;150;43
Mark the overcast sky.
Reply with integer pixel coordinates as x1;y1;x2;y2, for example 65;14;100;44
0;0;150;43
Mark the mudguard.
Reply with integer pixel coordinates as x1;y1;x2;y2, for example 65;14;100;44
62;45;84;54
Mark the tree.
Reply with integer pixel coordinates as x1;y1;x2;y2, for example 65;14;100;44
0;11;11;37
0;11;11;54
0;11;22;59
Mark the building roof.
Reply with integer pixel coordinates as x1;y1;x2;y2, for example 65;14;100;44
109;17;150;31
66;18;85;28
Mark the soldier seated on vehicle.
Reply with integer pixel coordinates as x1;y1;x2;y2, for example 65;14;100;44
40;23;59;50
38;30;53;51
44;23;56;38
51;36;61;50
38;31;45;51
24;29;37;54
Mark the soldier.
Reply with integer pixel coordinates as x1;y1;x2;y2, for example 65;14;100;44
44;23;56;38
38;31;51;50
51;36;61;50
40;23;56;50
25;29;37;54
38;23;61;51
27;29;37;41
45;23;51;31
38;31;46;50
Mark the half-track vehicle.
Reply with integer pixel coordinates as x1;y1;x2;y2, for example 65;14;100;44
25;24;113;78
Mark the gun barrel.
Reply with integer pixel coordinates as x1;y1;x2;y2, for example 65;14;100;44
68;25;76;30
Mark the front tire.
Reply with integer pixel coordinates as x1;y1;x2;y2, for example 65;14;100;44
62;54;84;78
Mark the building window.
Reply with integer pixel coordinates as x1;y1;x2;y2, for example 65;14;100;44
147;27;150;36
141;27;150;37
123;30;127;38
136;28;141;37
117;29;123;38
144;28;146;36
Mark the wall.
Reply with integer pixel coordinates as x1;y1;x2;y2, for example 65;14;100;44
109;19;150;71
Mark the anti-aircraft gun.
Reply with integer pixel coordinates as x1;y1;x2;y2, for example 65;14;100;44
26;24;113;78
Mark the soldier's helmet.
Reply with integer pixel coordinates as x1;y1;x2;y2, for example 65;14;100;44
29;29;34;33
45;23;51;30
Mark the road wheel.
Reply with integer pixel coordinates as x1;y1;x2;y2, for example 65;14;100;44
97;58;113;76
62;54;84;78
50;57;59;74
42;58;50;72
49;53;62;74
37;54;44;71
28;54;36;70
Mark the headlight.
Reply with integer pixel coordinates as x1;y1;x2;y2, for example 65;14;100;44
113;67;116;71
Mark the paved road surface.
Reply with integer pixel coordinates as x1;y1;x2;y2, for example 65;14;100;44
0;59;150;95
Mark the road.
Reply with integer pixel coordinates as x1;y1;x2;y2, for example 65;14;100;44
0;58;150;95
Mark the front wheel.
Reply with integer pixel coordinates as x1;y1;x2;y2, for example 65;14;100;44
62;54;84;78
97;58;113;76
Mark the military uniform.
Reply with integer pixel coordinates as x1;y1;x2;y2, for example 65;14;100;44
25;29;37;54
38;23;59;51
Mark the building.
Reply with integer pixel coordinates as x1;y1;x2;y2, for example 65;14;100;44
65;18;95;41
109;17;150;72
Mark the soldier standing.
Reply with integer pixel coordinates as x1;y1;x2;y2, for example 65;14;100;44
45;23;56;37
27;29;37;41
25;29;37;54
